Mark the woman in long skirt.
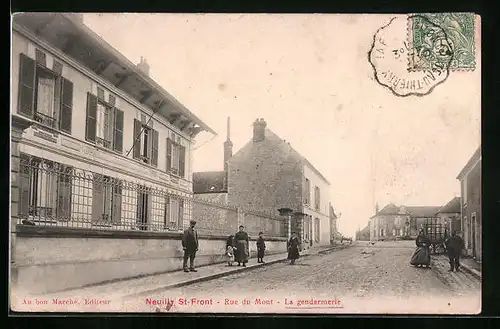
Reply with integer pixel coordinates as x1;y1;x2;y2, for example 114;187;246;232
234;225;249;267
410;229;431;268
287;232;300;265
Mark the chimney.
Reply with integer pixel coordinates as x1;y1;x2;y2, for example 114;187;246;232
137;56;150;76
223;117;233;191
253;118;267;142
375;202;379;214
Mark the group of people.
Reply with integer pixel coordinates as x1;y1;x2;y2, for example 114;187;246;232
410;228;465;272
180;220;302;273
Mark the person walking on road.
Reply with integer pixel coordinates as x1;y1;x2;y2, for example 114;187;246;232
287;232;300;265
234;225;250;267
256;232;266;263
181;220;199;273
444;230;465;272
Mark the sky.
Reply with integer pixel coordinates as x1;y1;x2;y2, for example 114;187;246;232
83;13;481;238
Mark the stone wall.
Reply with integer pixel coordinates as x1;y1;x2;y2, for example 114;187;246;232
227;136;303;214
13;226;288;294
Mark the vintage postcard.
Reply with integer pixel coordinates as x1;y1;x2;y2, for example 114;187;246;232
9;13;481;314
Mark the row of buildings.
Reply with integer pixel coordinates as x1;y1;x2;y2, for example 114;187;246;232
11;13;340;245
357;147;481;262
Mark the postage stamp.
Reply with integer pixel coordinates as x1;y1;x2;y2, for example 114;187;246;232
369;16;451;97
408;13;476;71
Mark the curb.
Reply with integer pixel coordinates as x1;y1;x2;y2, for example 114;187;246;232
460;264;482;280
125;246;340;298
126;256;289;298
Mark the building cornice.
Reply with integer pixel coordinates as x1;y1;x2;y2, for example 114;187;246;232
12;25;197;142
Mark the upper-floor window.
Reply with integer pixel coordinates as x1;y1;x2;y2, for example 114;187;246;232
85;91;124;153
304;178;311;205
17;52;73;133
132;119;159;166
314;186;320;211
463;177;468;204
166;136;186;178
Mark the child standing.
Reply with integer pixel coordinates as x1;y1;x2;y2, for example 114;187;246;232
226;245;235;266
257;232;266;263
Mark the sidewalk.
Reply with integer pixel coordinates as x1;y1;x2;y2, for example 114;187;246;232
431;253;481;280
35;244;347;300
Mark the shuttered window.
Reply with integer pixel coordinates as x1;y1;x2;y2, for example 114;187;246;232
132;119;158;166
85;91;123;153
166;137;187;178
17;52;74;133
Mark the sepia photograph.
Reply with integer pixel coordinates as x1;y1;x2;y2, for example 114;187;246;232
9;12;481;314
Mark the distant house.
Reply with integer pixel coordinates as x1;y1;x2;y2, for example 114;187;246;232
457;147;481;262
193;117;336;246
436;197;461;234
369;203;441;240
356;225;371;241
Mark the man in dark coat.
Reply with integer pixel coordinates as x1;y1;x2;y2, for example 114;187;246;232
256;232;266;263
182;220;199;272
234;225;250;267
444;231;465;272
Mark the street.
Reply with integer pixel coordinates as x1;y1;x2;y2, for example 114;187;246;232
142;242;480;314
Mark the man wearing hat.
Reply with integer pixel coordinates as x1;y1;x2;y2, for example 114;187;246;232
182;220;199;272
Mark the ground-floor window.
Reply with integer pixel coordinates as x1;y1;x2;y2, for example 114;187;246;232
19;154;73;221
163;195;184;230
92;173;122;224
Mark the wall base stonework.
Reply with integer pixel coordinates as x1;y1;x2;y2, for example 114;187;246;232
13;225;287;294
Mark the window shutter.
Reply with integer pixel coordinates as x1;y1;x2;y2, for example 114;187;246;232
85;93;97;142
112;180;122;224
18;54;36;117
164;196;170;229
178;198;184;229
166;138;172;172
179;145;186;178
151;129;159;167
133;119;142;159
19;156;31;217
113;108;124;153
56;166;72;221
60;78;74;133
91;174;104;222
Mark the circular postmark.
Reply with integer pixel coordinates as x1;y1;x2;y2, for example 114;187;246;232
368;15;453;97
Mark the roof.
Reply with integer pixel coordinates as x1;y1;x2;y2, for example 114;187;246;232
457;147;481;180
370;203;400;218
370;203;441;218
405;206;442;218
262;128;331;185
12;13;216;136
193;171;226;194
437;197;461;214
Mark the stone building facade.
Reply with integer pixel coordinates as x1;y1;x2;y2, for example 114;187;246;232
369;203;441;241
457;147;481;262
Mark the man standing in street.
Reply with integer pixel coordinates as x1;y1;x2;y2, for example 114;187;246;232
182;220;199;273
444;230;465;272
